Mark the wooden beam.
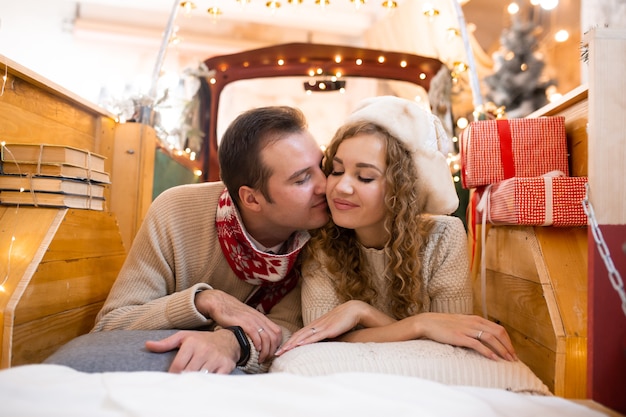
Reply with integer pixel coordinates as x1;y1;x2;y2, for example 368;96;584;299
585;28;626;415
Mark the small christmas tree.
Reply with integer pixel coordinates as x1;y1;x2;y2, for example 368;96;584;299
483;14;555;118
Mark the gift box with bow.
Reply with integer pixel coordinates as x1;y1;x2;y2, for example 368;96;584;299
473;171;588;227
460;117;569;189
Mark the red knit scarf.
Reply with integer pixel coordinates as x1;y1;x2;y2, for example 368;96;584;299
216;189;310;313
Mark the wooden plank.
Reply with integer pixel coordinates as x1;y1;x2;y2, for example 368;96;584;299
485;270;556;349
535;227;588;336
0;72;99;136
1;208;67;368
562;337;588;398
95;116;118;185
505;323;557;392
0;101;101;152
0;54;115;119
12;255;123;325
587;29;626;225
527;85;588;177
534;226;587;398
109;122;157;251
472;224;587;397
585;28;626;414
10;303;103;366
563;101;589;177
484;226;542;284
41;210;125;262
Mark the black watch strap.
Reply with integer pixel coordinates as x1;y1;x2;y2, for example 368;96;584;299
225;326;251;367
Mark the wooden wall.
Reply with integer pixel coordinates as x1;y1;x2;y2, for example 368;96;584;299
584;29;626;415
0;207;125;366
0;56;128;367
469;86;590;398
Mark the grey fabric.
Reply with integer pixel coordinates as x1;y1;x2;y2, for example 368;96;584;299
43;330;245;375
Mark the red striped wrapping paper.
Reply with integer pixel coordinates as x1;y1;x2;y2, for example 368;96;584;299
460;117;569;189
474;173;588;226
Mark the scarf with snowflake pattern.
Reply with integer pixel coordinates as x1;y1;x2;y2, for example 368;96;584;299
216;188;310;313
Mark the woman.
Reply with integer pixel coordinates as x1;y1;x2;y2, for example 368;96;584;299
276;96;517;362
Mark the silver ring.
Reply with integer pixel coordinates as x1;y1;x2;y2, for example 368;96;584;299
311;327;317;334
477;330;484;341
258;327;264;334
200;368;209;374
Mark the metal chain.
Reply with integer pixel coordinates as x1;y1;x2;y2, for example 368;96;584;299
582;183;626;317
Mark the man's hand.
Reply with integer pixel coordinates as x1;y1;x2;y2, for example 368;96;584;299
195;289;283;362
145;329;239;373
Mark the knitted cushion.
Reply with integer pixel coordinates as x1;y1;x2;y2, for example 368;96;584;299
270;340;551;395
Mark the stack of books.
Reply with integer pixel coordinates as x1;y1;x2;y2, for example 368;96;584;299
0;144;111;211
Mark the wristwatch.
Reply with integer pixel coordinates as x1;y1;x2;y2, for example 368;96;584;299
225;326;251;367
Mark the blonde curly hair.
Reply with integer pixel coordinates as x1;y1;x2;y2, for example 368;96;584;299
307;120;432;319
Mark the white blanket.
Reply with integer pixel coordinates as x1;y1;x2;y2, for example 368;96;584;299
0;364;604;417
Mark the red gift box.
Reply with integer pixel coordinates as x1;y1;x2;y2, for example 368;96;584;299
473;172;588;227
460;117;569;189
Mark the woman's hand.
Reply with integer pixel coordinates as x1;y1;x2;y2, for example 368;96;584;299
410;312;518;361
275;300;394;355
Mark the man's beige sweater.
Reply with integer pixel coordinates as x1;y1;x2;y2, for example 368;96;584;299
93;181;302;373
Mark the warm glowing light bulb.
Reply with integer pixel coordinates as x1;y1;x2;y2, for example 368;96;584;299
554;29;569;42
540;0;558;10
180;1;197;15
507;2;520;14
456;117;469;129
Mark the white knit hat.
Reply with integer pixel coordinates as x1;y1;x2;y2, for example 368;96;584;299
345;96;459;215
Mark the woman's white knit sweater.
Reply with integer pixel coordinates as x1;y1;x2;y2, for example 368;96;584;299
301;215;472;325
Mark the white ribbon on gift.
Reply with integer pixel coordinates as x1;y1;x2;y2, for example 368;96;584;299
474;170;566;319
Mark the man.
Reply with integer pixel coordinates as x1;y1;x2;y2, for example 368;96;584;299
45;106;328;374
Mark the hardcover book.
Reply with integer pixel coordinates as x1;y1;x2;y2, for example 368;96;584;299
0;174;106;198
0;162;110;183
0;190;105;211
1;143;106;173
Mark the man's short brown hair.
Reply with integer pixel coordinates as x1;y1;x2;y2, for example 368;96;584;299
218;106;308;206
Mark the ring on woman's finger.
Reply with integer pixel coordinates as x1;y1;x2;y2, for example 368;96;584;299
200;368;209;374
476;330;484;341
311;327;317;334
258;327;264;334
